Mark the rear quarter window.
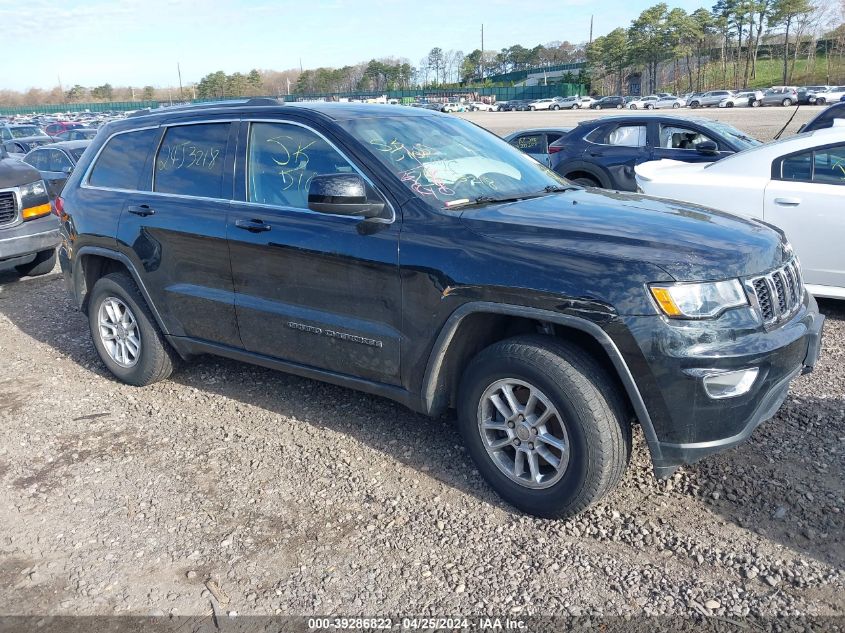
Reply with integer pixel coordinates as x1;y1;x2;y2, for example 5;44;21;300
88;128;159;191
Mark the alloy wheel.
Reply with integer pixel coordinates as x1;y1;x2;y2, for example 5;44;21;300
97;296;141;367
477;378;570;489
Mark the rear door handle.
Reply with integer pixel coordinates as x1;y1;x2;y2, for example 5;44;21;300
235;218;272;233
774;197;801;206
127;204;155;217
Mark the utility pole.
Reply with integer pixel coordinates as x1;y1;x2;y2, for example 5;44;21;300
480;24;484;80
589;15;593;46
177;63;184;101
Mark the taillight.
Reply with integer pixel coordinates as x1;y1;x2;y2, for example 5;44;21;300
548;144;563;154
55;196;64;217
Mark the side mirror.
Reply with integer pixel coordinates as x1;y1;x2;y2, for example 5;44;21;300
308;173;385;218
696;140;718;155
62;166;74;175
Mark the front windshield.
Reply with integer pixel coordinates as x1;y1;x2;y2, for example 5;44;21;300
12;126;43;138
341;114;568;208
704;120;760;150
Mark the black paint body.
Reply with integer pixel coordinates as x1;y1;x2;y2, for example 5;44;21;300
57;102;823;476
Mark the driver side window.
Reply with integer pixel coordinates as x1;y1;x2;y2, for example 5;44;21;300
247;122;355;209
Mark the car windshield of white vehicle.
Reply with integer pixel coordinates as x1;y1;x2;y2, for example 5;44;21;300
12;126;42;138
343;115;570;209
702;121;760;150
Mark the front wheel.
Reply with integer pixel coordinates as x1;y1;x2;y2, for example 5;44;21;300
672;102;680;108
15;248;56;277
782;98;793;107
616;104;623;109
645;104;654;110
458;336;631;518
573;103;580;109
629;104;637;110
551;104;559;110
726;101;734;108
816;97;827;105
752;99;761;107
690;102;699;109
595;105;602;110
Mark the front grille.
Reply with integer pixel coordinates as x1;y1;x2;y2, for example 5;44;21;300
746;259;804;326
0;190;17;226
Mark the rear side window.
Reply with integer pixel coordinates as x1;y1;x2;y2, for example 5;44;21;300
606;125;647;147
89;128;158;190
154;123;229;198
510;134;545;152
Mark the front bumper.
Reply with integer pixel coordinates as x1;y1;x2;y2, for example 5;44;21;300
0;214;60;266
612;293;824;476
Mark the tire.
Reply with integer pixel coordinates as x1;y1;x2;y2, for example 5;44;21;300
726;101;734;108
616;104;623;109
782;98;793;107
629;104;637;110
595;105;602;110
15;248;56;277
573;104;580;109
529;106;536;111
457;335;631;518
570;175;601;187
816;97;826;105
690;101;699;109
672;102;680;108
646;104;654;110
752;99;761;107
551;105;559;110
88;271;177;386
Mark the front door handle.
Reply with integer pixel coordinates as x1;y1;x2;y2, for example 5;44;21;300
235;218;272;233
774;197;801;206
127;204;155;217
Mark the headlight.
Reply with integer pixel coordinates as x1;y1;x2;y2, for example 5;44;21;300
20;180;51;221
650;279;748;318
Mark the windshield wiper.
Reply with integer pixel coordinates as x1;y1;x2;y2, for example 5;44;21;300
542;184;578;192
445;193;543;209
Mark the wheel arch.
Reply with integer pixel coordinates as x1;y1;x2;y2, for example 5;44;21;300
420;302;663;463
74;246;170;336
559;160;611;188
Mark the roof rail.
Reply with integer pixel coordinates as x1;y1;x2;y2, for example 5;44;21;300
128;97;284;118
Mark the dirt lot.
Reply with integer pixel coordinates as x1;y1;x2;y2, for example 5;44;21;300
0;106;843;621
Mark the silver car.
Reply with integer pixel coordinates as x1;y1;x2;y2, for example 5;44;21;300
687;90;733;108
759;87;799;107
652;95;686;109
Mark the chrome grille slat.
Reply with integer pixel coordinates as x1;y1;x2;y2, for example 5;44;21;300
0;190;17;226
746;258;804;326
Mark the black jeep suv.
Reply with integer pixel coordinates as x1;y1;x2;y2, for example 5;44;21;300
57;99;824;518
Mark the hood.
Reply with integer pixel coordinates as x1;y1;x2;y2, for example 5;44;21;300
460;189;788;281
0;156;41;188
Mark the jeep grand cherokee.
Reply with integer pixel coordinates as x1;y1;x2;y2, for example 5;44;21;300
56;99;824;518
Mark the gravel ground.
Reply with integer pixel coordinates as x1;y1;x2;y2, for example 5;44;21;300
0;106;843;621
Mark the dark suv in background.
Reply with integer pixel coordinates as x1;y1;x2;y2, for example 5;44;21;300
57;99;823;518
590;96;625;109
549;115;760;190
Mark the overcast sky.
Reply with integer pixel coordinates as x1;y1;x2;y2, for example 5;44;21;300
0;0;705;92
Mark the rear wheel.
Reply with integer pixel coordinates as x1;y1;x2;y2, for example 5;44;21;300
726;101;734;108
616;104;623;109
595;105;602;110
458;336;631;518
816;97;826;105
551;104;559;110
569;175;600;188
573;103;580;109
672;102;680;108
15;248;56;277
88;272;177;386
646;104;654;110
690;101;700;109
782;98;793;107
629;104;638;110
752;99;761;107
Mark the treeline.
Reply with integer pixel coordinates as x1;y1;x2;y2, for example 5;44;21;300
588;0;844;95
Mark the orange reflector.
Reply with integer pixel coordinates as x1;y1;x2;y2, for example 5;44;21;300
22;203;52;221
650;287;682;316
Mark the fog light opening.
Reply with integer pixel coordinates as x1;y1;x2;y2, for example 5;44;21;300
702;368;760;399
